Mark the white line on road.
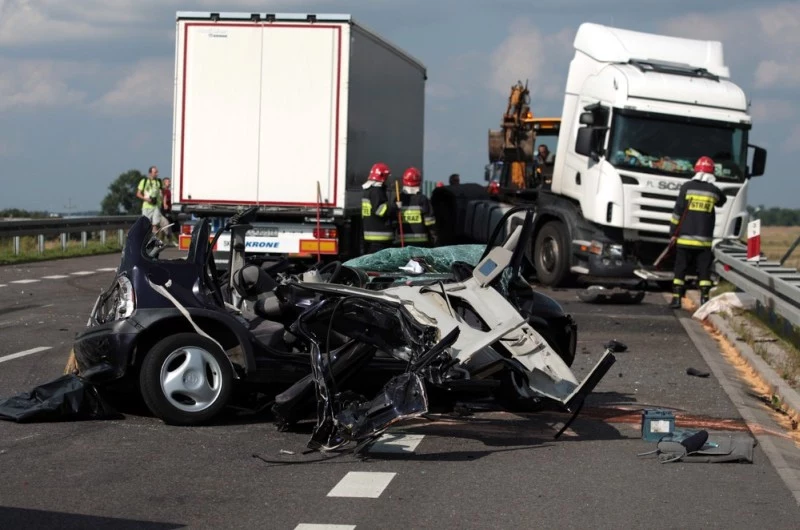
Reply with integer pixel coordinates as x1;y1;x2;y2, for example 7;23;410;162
10;279;40;284
71;271;95;276
367;433;425;454
42;275;69;280
0;284;6;288
294;523;356;530
0;346;53;364
327;472;397;498
96;267;117;272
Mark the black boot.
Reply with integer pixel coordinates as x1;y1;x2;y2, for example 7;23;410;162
700;286;710;306
669;284;683;309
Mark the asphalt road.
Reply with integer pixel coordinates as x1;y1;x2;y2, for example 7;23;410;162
1;253;799;529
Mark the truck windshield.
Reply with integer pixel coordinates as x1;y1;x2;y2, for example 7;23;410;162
607;111;748;182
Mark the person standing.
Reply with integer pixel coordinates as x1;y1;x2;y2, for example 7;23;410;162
361;162;398;254
396;167;436;247
669;156;727;309
160;177;177;245
136;166;167;234
448;173;460;186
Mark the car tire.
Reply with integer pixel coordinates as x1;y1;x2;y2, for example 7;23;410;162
139;333;233;426
534;221;570;287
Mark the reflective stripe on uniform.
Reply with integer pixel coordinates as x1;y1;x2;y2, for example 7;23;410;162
375;203;388;217
396;234;429;243
673;278;685;286
686;193;717;213
698;280;713;287
670;214;680;225
364;231;393;241
424;216;436;226
676;235;712;247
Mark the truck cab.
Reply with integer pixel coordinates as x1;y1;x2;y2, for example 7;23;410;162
539;23;767;284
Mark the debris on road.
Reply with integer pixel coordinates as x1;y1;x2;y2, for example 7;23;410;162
0;374;119;423
638;429;757;464
686;367;711;378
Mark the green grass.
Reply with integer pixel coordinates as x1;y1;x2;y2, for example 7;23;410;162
0;234;124;265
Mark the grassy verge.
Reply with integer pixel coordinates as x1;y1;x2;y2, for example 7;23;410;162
0;234;123;265
759;225;800;270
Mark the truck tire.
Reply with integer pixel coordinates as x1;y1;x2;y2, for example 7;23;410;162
139;333;234;426
533;221;570;287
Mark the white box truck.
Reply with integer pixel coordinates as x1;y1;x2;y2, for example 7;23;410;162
170;12;427;262
455;23;767;292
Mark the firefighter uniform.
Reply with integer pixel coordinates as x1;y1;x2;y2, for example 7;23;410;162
361;162;396;254
396;191;436;246
669;157;727;309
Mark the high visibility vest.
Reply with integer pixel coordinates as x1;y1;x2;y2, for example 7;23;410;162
396;192;436;244
361;185;394;242
670;177;727;248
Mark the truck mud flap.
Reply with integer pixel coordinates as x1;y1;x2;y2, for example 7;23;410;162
554;350;616;439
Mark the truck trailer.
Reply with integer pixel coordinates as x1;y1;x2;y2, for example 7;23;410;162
448;23;767;293
170;12;427;263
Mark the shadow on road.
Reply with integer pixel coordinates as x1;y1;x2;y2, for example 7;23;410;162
0;507;184;530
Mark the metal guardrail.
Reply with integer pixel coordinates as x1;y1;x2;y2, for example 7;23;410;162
714;240;800;331
0;216;139;255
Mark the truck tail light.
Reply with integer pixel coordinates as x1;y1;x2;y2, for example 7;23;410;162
181;224;194;235
313;228;337;239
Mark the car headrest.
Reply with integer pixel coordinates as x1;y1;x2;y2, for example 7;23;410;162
233;264;277;300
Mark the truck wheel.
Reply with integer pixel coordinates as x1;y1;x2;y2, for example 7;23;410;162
139;333;233;426
534;221;570;286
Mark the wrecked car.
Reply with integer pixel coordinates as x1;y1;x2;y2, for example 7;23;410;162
70;205;614;445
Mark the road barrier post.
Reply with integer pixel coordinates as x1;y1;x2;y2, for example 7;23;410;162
61;233;67;251
13;236;20;255
38;235;44;254
118;229;124;246
101;230;107;245
81;231;88;249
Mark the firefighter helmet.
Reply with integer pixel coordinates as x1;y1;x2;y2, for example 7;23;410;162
694;156;715;174
368;162;391;182
402;167;422;187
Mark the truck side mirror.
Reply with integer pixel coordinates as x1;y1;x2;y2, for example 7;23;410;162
748;145;767;177
579;112;594;125
575;128;594;158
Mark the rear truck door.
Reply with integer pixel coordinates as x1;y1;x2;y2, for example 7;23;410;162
257;23;343;207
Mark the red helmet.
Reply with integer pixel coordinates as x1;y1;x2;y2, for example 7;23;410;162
694;156;715;174
402;167;422;187
435;181;444;188
368;162;390;183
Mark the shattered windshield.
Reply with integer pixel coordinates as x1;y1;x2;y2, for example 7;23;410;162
608;111;748;182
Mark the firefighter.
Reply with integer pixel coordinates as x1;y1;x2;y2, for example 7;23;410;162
396;167;437;247
669;155;727;309
361;162;398;254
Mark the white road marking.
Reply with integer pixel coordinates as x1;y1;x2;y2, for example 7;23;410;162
96;267;117;272
71;271;95;276
10;279;39;284
367;433;425;454
0;284;6;288
0;346;52;364
327;471;396;498
294;523;356;530
42;275;69;280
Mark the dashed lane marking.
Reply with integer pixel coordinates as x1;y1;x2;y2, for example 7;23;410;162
366;433;425;454
70;271;95;276
294;523;356;530
0;346;52;364
42;275;69;280
10;279;40;284
327;472;397;498
96;267;117;272
0;284;6;288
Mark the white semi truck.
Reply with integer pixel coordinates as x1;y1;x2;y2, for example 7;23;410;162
453;22;767;290
170;12;426;263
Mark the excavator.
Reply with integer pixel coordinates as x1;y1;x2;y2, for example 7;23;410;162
486;80;561;193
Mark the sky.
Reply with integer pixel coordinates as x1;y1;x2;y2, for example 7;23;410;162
1;0;798;212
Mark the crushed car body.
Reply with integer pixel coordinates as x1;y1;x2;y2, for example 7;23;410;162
66;205;616;451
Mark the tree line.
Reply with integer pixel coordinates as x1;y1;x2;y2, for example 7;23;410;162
746;206;800;227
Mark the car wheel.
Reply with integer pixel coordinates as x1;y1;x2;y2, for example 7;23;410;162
534;221;570;287
139;333;233;426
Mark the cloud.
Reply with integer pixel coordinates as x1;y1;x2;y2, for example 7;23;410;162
90;58;174;116
750;98;799;121
0;58;88;110
488;20;574;104
660;2;800;89
754;59;800;89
